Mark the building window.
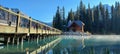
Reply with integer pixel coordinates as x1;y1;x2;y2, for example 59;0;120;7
20;17;29;28
11;14;17;23
0;9;8;20
43;26;46;30
32;22;36;29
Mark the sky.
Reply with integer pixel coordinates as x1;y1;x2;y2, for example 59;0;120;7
0;0;120;23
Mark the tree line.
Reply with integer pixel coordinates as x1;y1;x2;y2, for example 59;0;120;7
53;1;120;35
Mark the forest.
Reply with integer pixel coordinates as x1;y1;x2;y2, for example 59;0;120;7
53;1;120;35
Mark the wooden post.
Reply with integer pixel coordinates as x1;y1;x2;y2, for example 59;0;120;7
37;35;39;44
21;36;23;45
7;37;10;45
27;36;30;43
30;36;33;41
29;17;31;34
45;26;47;35
8;9;11;26
17;37;20;45
12;37;15;44
36;23;38;34
16;11;21;33
39;35;42;40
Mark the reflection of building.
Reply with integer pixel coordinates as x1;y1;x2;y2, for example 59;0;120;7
67;20;85;32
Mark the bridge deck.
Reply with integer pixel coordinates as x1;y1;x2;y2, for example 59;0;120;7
0;6;62;35
0;5;62;45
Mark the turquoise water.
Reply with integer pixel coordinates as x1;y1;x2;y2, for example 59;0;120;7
1;35;120;54
47;36;120;54
0;36;59;54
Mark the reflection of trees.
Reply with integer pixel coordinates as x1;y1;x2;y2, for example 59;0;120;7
52;37;120;54
52;39;82;54
53;43;61;54
89;47;95;54
51;38;118;54
103;48;109;54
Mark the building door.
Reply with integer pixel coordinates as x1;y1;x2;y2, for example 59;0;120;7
72;28;76;32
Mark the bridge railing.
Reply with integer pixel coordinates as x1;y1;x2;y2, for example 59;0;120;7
0;6;62;35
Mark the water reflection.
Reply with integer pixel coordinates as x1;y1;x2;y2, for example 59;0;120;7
0;36;59;54
49;36;120;54
1;35;120;54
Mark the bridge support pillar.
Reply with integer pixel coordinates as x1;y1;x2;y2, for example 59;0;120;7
43;35;46;42
36;35;39;44
33;35;35;41
34;35;36;41
27;36;30;43
21;36;23;45
6;37;10;45
30;35;33;41
12;37;15;44
17;37;20;45
41;35;44;39
29;36;31;42
39;35;41;40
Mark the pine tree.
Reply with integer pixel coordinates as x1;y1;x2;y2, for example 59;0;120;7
105;8;110;34
86;4;92;32
62;7;65;25
111;5;115;33
62;7;67;31
79;1;84;21
93;6;100;34
67;9;74;23
53;6;62;30
114;2;120;34
53;1;120;34
74;6;80;20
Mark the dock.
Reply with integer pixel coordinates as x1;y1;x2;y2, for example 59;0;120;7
0;6;62;45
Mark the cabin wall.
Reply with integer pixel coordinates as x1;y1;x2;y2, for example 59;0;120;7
68;25;84;32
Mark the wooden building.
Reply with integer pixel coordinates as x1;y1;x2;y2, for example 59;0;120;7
67;20;85;32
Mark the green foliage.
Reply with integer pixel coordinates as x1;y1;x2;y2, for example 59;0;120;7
53;6;67;31
67;9;74;23
53;1;120;34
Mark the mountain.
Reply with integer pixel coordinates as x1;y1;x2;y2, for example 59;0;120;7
40;21;52;26
46;22;52;26
103;4;111;13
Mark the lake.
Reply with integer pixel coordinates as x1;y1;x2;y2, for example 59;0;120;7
0;35;120;54
47;35;120;54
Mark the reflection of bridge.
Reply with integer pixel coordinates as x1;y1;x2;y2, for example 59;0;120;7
0;6;62;45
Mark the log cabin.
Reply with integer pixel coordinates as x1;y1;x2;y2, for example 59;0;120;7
68;20;85;32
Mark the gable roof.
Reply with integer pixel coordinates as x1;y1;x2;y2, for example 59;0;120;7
68;20;85;27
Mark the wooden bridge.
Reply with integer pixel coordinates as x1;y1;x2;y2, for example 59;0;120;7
0;6;62;45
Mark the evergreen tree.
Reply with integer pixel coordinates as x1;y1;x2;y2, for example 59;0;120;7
85;4;92;32
79;1;85;21
53;6;62;30
67;9;74;23
99;2;106;34
74;6;80;20
111;5;115;33
53;1;120;34
105;8;110;34
93;6;100;34
62;7;67;31
62;7;65;25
